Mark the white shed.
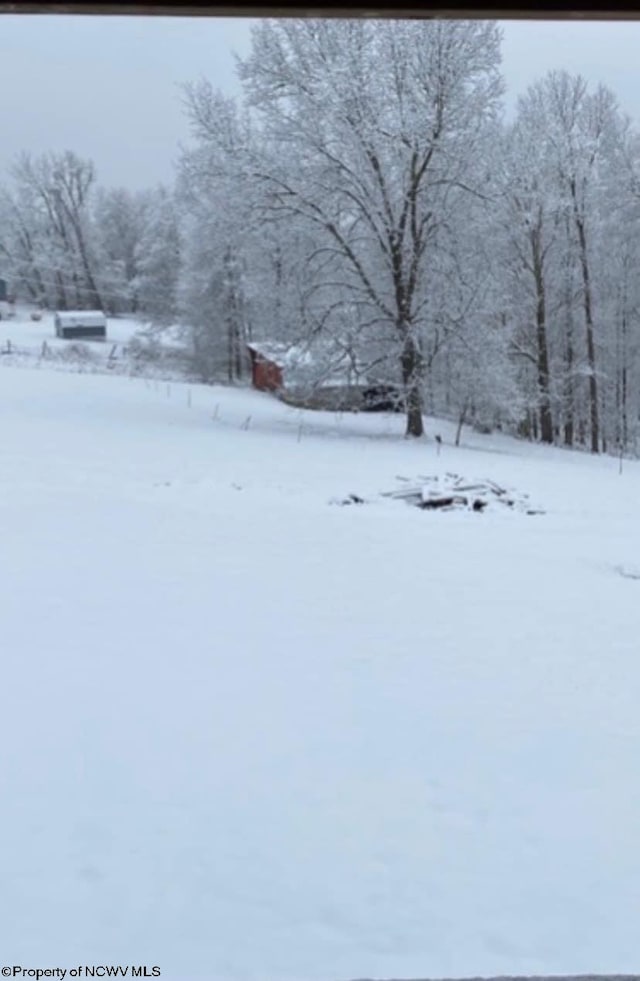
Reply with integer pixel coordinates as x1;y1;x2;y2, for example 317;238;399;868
54;310;107;340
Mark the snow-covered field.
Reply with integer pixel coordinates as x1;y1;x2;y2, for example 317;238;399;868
0;309;188;381
1;358;640;981
0;307;144;348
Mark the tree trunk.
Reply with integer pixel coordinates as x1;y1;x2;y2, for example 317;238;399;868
455;402;469;447
578;416;587;447
223;245;246;383
572;201;599;453
55;270;68;311
620;284;629;451
227;315;234;384
562;221;575;448
75;236;103;311
621;362;628;450
563;344;574;448
531;224;553;444
519;413;532;440
401;329;424;438
235;328;244;380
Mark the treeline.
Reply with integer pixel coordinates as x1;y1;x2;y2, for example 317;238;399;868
0;152;180;323
3;18;640;453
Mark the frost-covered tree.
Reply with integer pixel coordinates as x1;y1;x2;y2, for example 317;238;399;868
597;126;640;455
178;86;322;382
424;187;520;442
178;211;249;382
94;186;151;314
535;72;625;452
133;186;181;326
496;72;630;453
1;150;104;311
495;114;563;444
177;92;252;381
0;179;50;306
182;19;504;436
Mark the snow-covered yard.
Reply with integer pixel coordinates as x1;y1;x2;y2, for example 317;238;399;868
1;360;639;981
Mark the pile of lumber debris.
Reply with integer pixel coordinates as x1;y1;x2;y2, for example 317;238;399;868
381;473;545;515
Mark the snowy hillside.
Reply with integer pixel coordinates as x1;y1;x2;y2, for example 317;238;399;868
1;363;639;981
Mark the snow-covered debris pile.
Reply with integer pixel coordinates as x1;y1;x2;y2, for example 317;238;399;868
381;472;545;514
329;492;366;506
330;474;544;513
615;564;640;581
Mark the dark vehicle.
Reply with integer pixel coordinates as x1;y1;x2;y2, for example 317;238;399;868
361;383;404;412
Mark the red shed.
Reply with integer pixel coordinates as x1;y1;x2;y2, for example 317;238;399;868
247;343;286;392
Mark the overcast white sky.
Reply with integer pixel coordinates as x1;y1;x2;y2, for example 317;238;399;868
1;15;640;190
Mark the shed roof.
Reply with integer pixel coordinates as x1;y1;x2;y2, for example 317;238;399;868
246;341;290;366
55;310;107;327
247;338;377;384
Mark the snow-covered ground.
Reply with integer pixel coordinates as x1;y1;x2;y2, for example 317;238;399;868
0;306;144;347
1;360;640;981
0;309;188;381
